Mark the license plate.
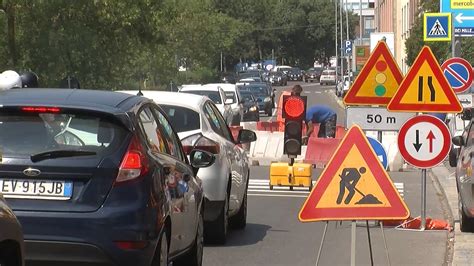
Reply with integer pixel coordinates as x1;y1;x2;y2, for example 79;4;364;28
0;179;73;200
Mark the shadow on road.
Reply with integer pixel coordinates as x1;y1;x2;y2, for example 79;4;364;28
211;223;271;247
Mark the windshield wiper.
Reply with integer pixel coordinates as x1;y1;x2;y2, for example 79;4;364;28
31;150;97;162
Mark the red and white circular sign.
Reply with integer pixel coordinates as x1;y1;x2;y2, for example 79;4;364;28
398;115;451;169
441;57;473;94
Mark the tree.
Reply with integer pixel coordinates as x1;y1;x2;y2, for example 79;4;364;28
405;0;450;66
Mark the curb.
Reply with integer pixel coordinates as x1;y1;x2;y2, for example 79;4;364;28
430;164;474;265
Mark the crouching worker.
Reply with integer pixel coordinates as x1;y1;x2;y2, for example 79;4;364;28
302;105;337;144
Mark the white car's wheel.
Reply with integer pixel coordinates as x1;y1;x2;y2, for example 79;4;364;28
205;195;228;244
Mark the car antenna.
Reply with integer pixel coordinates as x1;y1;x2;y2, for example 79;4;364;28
137;87;143;96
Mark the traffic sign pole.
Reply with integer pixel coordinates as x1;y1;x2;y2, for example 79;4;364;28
452;14;456;58
421;169;427;230
397;115;451;231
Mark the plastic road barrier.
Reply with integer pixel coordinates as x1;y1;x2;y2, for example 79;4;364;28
269;162;313;191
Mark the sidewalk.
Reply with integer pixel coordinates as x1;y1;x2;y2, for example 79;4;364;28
431;164;474;265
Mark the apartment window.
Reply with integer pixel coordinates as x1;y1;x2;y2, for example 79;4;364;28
364;16;375;30
369;2;375;8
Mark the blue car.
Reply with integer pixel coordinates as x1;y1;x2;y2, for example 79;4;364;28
0;88;215;266
0;193;24;266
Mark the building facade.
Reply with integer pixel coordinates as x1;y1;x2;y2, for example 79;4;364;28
343;0;376;46
375;0;420;73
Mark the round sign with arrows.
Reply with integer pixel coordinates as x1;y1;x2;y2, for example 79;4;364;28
398;115;451;169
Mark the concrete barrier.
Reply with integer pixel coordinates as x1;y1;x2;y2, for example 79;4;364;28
240;121;257;131
365;131;402;171
387;142;404;171
248;131;286;165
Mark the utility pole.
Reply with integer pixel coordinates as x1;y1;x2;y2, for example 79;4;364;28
359;0;363;44
335;0;338;81
345;0;351;83
220;52;223;72
340;0;344;76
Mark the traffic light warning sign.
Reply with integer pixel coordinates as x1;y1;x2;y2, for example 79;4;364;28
343;41;403;106
387;46;462;113
298;125;409;222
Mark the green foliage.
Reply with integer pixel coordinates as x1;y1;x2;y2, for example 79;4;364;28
0;0;358;88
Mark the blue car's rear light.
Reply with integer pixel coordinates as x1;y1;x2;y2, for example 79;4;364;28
115;241;149;250
115;135;149;186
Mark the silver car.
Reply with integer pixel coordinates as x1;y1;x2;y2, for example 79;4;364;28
179;84;234;126
119;90;256;244
208;83;244;126
452;109;474;232
0;194;24;266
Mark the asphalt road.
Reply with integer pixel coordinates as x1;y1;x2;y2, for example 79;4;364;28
203;82;450;266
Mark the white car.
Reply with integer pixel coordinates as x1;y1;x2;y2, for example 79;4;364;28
179;84;234;125
448;111;471;167
320;69;337;85
119;90;256;244
207;83;244;126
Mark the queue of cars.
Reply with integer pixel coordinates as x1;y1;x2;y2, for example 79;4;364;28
0;87;257;265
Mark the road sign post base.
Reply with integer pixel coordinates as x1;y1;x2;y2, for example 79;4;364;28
394;216;427;232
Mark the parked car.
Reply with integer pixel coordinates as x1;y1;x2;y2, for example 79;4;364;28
319;69;337;85
120;91;257;244
448;111;471;167
239;90;260;122
304;67;322;83
237;83;275;116
179;84;234;125
288;67;304;81
0;194;24;266
451;108;474;232
266;71;288;86
0;88;216;266
207;83;243;126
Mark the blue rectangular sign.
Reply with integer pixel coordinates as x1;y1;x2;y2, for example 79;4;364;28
441;0;474;36
424;13;451;41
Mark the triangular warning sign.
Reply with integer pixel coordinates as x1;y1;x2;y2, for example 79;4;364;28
429;20;447;36
387;46;462;113
299;126;410;222
343;41;403;106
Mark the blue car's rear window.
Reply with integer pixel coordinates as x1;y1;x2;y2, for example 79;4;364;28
0;111;127;156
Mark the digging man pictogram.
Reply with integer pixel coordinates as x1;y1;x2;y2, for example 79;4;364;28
337;167;382;205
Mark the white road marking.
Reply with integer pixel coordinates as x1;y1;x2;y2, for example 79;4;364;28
248;179;404;198
248;193;309;198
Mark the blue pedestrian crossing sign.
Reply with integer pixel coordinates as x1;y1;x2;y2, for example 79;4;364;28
424;13;452;41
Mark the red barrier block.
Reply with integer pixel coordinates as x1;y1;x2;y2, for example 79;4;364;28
256;121;282;132
335;125;347;139
304;137;341;167
277;91;292;122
